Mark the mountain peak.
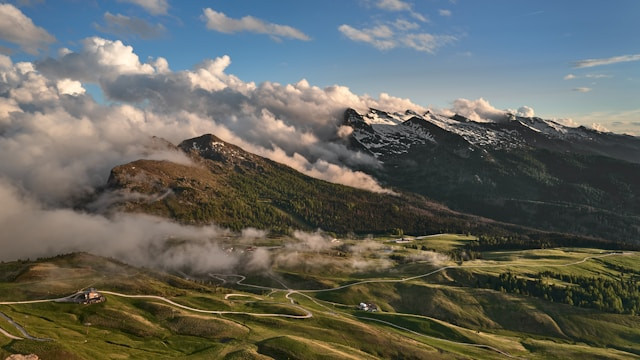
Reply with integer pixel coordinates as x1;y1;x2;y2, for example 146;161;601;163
178;134;250;165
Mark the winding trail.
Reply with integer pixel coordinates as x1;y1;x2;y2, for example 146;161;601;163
291;252;626;293
100;291;311;319
223;294;263;301
0;251;630;357
0;311;52;341
0;325;22;340
229;251;629;359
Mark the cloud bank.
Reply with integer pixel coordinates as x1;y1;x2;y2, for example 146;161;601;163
1;36;428;267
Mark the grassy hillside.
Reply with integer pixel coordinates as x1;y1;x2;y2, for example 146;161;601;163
1;238;639;359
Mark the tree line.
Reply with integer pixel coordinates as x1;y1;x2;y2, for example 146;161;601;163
477;271;640;315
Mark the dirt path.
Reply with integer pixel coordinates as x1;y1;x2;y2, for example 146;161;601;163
0;311;51;341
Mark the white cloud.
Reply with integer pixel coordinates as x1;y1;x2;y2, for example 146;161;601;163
445;98;509;122
376;0;411;11
591;123;609;132
393;19;419;31
401;33;457;53
5;39;428;206
441;98;535;123
117;0;168;15
0;178;242;273
553;117;579;127
516;106;535;117
339;23;456;54
570;109;640;136
95;12;166;39
585;74;611;79
37;37;157;82
202;8;310;41
573;54;640;68
56;78;85;96
563;73;576;80
439;9;452;17
0;3;55;54
573;87;592;93
0;54;11;69
338;24;396;50
374;0;428;22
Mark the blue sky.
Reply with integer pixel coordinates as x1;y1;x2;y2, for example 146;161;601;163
1;0;639;133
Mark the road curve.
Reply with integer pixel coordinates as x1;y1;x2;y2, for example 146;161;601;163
291;252;626;293
100;291;312;319
0;311;52;341
224;294;263;301
0;325;22;340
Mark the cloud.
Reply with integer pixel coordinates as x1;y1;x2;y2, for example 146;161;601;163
56;78;86;96
438;98;537;122
407;251;449;266
201;8;310;41
375;0;428;22
572;87;592;93
117;0;168;15
339;24;456;54
439;9;452;17
571;109;640;136
444;98;510;122
591;123;609;133
585;74;611;79
401;33;457;53
516;106;535;117
376;0;411;11
0;177;237;272
37;37;157;82
393;19;419;31
338;24;396;50
0;3;55;54
5;37;428;208
565;73;611;80
95;12;166;39
573;54;640;68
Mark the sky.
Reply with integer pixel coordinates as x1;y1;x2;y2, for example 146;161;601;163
0;0;638;133
0;0;638;266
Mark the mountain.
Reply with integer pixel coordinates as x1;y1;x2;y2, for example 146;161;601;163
341;108;640;244
105;134;513;237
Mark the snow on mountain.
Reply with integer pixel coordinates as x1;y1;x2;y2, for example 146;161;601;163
345;108;435;157
343;108;640;163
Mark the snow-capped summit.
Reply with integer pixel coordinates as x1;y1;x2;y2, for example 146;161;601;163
342;108;640;164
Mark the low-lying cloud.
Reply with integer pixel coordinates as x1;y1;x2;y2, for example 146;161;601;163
0;36;430;266
0;34;535;269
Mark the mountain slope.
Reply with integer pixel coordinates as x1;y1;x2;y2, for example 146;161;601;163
105;134;509;236
341;108;640;243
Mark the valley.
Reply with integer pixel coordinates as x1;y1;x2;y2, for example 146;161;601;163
1;235;639;359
